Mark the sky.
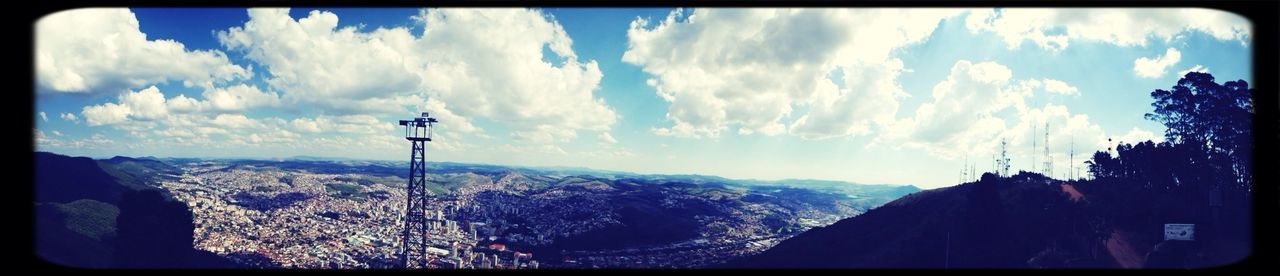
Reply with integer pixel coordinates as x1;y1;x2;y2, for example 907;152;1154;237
33;8;1253;189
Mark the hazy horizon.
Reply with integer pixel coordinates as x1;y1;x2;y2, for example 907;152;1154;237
36;149;925;188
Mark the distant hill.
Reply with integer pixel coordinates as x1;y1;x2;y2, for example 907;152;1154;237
33;152;241;268
194;158;918;200
99;155;183;189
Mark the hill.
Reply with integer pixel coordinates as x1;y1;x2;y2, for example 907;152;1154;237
99;155;183;189
726;172;1076;268
34;152;241;268
726;170;1250;268
35;152;127;204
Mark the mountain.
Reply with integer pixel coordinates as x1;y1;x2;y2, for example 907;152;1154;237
727;172;1103;268
726;171;1249;268
34;152;241;268
35;152;128;204
99;155;183;189
34;200;118;268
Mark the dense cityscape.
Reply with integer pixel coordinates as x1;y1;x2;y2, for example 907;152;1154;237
150;160;905;268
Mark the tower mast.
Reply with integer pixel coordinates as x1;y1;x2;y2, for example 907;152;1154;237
1069;135;1075;181
1032;120;1037;173
399;112;439;269
1043;122;1052;178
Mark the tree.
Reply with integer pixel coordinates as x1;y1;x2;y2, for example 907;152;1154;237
1144;72;1253;191
1085;151;1118;179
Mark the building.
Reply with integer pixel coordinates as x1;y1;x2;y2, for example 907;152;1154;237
488;243;506;251
425;247;450;256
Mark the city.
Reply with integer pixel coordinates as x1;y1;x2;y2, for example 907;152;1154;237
153;159;904;268
31;7;1257;270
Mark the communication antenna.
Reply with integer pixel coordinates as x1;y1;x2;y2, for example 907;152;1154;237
1043;121;1052;178
399;112;439;269
1069;135;1075;181
999;138;1011;176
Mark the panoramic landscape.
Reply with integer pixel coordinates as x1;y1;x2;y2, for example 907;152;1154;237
33;7;1254;269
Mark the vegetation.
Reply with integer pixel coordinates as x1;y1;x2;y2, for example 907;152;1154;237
1082;72;1253;267
53;199;120;241
325;182;365;197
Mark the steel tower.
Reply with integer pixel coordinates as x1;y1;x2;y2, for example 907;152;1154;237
399;112;438;269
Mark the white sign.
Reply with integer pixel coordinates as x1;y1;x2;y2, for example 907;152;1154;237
1164;224;1195;241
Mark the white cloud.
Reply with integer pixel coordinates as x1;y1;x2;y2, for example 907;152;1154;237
210;114;264;129
217;9;421;114
36;8;250;94
217;8;615;143
283;115;396;138
78;84;280;127
290;117;323;133
166;94;204;114
82;102;131;126
1175;64;1210;79
498;144;568;156
1134;48;1182;78
999;103;1110;176
118;86;169;120
625;8;964;139
39;112;48;122
598;132;618;144
421;98;482;135
202;84;280;112
60;113;79;123
881;60;1110;162
1112;127;1164;146
882;60;1019;158
871;58;1161;179
36;130;122;150
789;60;908;139
134;113;304;147
965;8;1068;50
1041;79;1080;96
966;8;1251;51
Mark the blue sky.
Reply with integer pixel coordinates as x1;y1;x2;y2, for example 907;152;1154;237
34;8;1252;188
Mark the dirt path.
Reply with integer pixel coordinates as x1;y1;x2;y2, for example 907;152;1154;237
1060;184;1086;203
1105;230;1145;268
1055;183;1144;268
